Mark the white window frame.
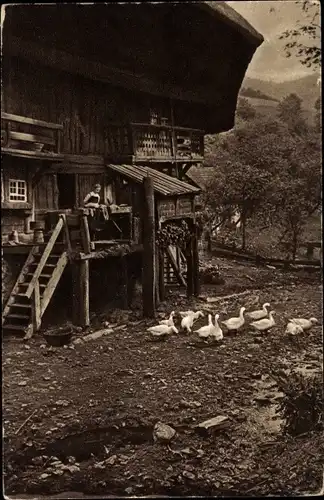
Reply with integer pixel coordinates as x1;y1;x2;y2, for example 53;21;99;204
8;179;27;203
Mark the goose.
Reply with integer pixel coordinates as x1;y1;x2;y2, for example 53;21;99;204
181;313;195;333
246;302;270;321
211;314;223;341
250;311;275;332
289;317;318;331
147;324;178;339
194;314;214;339
221;307;246;332
181;310;205;333
159;311;175;327
192;310;205;320
179;310;195;318
285;321;304;336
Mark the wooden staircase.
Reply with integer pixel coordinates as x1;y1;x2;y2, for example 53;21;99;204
2;216;69;339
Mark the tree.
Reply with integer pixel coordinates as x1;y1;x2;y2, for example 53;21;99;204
236;97;256;122
279;0;321;70
206;161;272;250
277;93;308;135
203;112;321;256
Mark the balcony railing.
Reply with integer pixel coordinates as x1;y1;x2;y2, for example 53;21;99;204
104;122;204;163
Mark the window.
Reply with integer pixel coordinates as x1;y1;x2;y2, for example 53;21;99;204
9;179;27;202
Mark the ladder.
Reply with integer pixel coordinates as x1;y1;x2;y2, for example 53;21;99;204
2;215;69;339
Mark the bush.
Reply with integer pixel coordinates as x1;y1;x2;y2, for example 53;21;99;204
274;371;322;436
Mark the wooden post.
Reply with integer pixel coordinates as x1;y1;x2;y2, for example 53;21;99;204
80;212;91;254
142;176;156;318
32;280;41;332
71;260;90;327
186;243;194;297
192;225;200;297
155;244;160;307
61;214;72;255
120;255;128;309
159;248;165;302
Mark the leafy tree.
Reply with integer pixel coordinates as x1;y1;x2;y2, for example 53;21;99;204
203;112;321;257
236;97;256;122
206;161;272;250
277;93;308;135
279;0;321;69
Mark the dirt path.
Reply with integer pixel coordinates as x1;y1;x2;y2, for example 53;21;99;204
3;260;323;497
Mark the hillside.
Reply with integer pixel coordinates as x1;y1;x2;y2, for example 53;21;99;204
241;96;314;124
242;74;320;111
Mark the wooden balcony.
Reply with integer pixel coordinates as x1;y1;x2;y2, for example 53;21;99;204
104;122;204;164
1;112;63;161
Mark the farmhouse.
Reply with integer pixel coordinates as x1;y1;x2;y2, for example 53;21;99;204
1;2;263;338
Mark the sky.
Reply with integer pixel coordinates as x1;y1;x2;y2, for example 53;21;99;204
227;0;321;82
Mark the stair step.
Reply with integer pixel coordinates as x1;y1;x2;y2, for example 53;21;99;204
7;313;30;320
27;273;52;278
10;303;32;309
3;324;27;332
18;283;47;289
30;263;56;268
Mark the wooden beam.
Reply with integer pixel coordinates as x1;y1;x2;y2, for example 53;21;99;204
165;246;186;287
25;216;64;298
60;214;72;255
31;280;41;333
142;176;156;318
79;260;90;327
80;214;92;254
192;225;200;297
158;248;165;302
72;261;90;327
40;252;68;316
186;243;194;298
2;147;63;161
1;111;63;130
9;131;56;146
119;255;128;309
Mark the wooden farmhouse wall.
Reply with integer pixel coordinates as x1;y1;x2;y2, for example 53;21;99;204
2;56;209;158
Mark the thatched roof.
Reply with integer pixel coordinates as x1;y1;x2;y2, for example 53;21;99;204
200;2;263;46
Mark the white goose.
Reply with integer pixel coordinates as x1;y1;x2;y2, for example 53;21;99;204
181;313;195;333
179;310;195;318
289;317;318;331
147;324;178;339
159;311;175;327
246;302;270;321
194;314;214;339
285;321;304;336
211;314;223;341
181;310;204;333
250;311;275;332
222;307;246;332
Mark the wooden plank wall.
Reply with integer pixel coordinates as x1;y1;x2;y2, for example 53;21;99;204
34;174;58;210
2;56;203;156
3;57;166;156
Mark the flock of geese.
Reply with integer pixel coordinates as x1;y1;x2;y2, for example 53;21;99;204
147;302;318;341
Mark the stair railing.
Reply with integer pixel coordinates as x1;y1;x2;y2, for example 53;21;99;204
25;215;64;298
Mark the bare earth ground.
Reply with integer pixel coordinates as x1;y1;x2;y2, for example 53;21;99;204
3;256;323;498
